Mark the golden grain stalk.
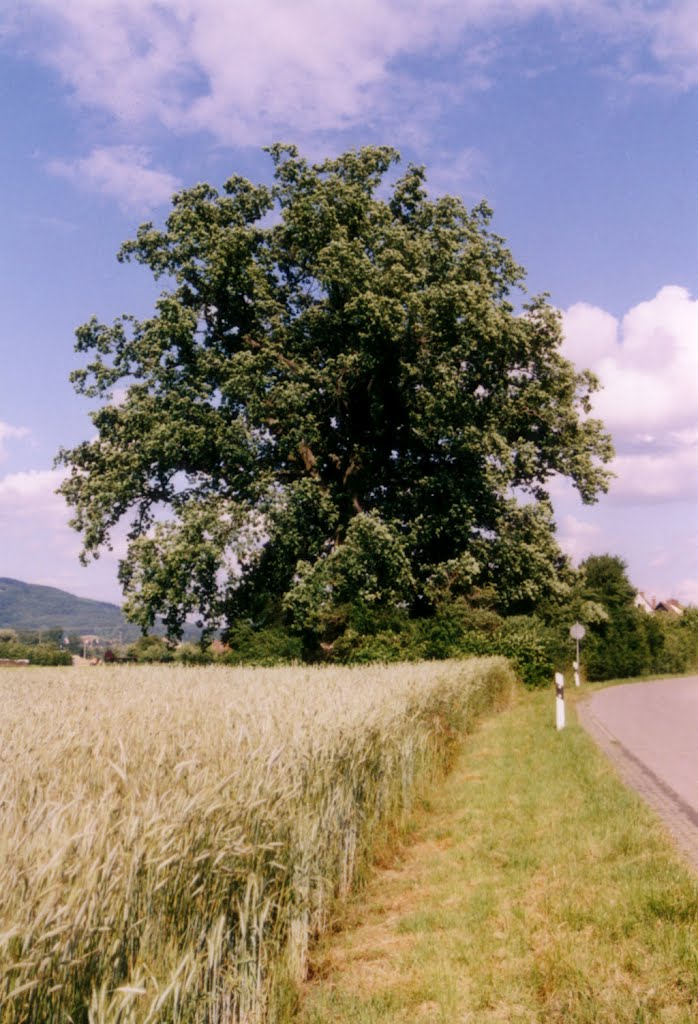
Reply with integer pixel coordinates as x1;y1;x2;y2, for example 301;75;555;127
0;658;514;1023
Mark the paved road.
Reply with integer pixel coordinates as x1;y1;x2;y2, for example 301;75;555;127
577;676;698;872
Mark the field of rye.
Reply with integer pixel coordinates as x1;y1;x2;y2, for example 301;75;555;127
0;657;515;1023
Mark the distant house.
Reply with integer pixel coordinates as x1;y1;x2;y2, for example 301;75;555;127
79;634;101;646
655;599;684;616
634;593;683;616
634;592;655;613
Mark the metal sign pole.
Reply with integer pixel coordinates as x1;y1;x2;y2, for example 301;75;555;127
569;622;585;687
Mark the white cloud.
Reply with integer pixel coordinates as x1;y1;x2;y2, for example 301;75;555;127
0;470;78;578
48;145;181;210
560;302;618;372
0;468;70;527
635;0;698;89
610;445;698;503
562;286;698;504
426;146;486;198
0;422;30;461
4;1;696;149
676;578;698;606
556;513;602;565
0;468;124;602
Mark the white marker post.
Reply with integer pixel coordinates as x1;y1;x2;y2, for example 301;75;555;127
555;671;565;730
573;660;580;688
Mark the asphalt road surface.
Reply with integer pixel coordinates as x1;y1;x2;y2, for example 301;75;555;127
578;676;698;872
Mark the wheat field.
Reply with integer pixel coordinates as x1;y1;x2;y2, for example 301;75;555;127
0;657;515;1023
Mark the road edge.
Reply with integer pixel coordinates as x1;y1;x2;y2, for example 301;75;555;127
576;696;698;875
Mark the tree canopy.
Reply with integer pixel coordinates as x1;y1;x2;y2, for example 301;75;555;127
57;145;613;644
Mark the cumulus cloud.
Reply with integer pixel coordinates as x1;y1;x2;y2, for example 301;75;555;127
556;513;602;565
0;468;125;602
0;422;30;461
676;577;698;606
630;0;698;89
48;145;181;210
562;286;698;504
611;445;698;504
3;1;697;147
426;146;486;197
0;470;77;574
0;468;71;529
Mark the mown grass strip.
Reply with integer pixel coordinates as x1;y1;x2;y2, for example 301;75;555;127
297;689;698;1024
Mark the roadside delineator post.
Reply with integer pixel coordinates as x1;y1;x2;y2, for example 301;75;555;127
573;659;580;688
555;671;565;730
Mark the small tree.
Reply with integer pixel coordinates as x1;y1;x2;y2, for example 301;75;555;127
579;555;649;680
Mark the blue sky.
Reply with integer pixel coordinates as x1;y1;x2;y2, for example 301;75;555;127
0;0;696;606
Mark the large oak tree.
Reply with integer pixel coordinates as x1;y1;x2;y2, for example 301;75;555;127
57;145;613;640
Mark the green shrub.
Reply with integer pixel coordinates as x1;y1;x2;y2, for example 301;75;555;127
644;608;698;676
0;641;72;666
220;623;303;666
0;641;27;660
332;625;423;664
125;636;175;663
584;608;651;681
492;616;557;687
29;645;73;666
174;643;212;665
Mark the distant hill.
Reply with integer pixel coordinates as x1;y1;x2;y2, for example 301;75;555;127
0;578;141;639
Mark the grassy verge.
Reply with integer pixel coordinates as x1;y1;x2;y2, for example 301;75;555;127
296;688;698;1024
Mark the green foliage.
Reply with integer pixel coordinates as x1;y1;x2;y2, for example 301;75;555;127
580;554;637;610
0;641;72;666
0;641;30;662
283;511;415;644
415;599;497;661
57;144;613;641
220;623;303;666
422;553;480;606
657;607;698;672
540;555;698;682
173;642;210;665
624;605;698;678
0;624;73;665
331;628;419;664
576;555;650;681
28;645;73;666
493;616;557;687
125;636;174;663
316;597;557;687
583;608;651;682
